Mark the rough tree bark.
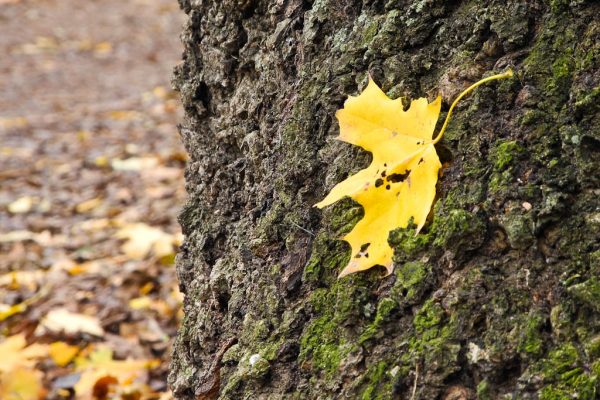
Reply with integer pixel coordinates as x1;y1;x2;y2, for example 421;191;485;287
169;0;599;399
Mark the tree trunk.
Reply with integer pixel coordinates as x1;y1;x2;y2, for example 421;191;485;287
169;0;599;399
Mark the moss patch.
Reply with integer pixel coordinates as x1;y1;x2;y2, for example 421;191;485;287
568;278;600;312
299;283;367;375
390;261;430;303
359;297;398;344
537;343;599;400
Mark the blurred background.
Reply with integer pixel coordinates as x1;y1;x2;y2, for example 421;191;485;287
0;0;186;398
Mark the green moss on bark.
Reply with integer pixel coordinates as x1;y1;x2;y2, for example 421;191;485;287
537;343;599;400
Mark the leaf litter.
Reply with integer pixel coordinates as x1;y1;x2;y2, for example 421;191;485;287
0;0;185;398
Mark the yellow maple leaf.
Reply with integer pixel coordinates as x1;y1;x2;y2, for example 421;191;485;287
0;367;45;400
114;222;178;260
0;334;49;373
73;345;158;399
49;342;80;367
0;335;49;400
317;70;513;277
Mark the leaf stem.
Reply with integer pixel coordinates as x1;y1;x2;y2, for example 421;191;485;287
431;69;513;145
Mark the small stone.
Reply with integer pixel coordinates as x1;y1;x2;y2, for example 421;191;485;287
249;353;261;366
522;202;532;211
248;354;270;378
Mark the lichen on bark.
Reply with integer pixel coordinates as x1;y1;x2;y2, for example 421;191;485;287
170;0;600;399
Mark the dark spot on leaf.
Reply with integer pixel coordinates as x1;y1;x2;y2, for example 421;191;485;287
381;170;386;177
360;243;371;252
365;253;369;258
387;169;411;183
386;185;390;190
418;158;424;164
375;178;384;187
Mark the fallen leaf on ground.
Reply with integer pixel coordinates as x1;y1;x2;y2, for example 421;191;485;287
0;230;62;246
77;218;114;231
0;367;45;400
0;302;28;321
74;346;157;399
0;230;36;243
115;223;177;260
129;296;174;319
49;342;80;367
0;270;45;290
8;196;34;214
0;116;28;128
111;157;159;171
94;41;113;55
37;308;105;337
75;197;103;213
0;334;49;372
107;110;141;121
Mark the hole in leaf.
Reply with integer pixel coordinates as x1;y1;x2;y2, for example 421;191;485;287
355;243;371;258
387;170;411;183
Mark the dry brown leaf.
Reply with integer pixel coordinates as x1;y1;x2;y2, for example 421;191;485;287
0;116;28;129
75;197;103;213
94;41;113;55
107;110;141;121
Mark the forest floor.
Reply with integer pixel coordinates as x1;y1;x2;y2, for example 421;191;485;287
0;0;186;398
